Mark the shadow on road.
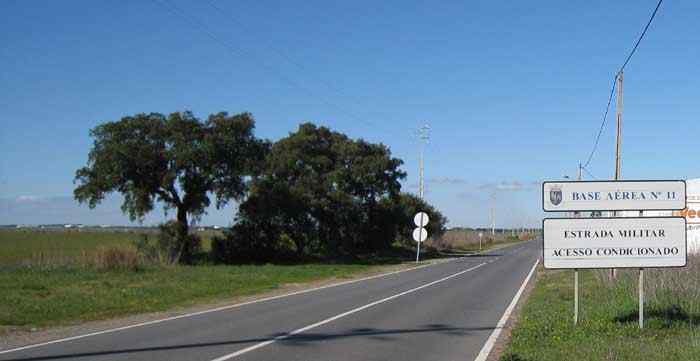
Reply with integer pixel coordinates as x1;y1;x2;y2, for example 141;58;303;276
438;252;501;258
1;324;497;361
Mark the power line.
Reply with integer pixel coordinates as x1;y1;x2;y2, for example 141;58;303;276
582;77;616;169
204;0;359;105
618;0;664;74
581;0;664;171
581;165;598;180
153;0;402;139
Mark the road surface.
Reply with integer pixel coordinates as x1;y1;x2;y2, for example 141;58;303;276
1;240;540;361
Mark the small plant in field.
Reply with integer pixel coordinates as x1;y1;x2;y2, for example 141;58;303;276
80;246;140;271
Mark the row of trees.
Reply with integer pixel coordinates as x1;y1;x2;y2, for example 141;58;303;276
74;111;446;263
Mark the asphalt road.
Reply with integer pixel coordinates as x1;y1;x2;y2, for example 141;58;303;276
1;240;541;361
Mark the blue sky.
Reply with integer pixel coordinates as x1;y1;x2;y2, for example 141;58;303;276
1;0;698;227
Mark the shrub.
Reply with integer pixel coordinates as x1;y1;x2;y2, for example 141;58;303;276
132;222;202;265
210;221;293;263
133;233;162;264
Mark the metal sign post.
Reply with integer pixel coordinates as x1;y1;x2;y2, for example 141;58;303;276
573;265;580;326
416;234;421;263
639;268;644;329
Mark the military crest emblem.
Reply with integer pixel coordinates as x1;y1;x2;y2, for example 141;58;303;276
549;185;563;206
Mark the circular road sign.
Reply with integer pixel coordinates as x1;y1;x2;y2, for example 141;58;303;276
413;227;428;242
413;212;429;227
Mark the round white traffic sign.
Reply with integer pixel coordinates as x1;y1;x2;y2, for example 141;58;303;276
413;227;428;242
413;212;429;227
478;232;483;238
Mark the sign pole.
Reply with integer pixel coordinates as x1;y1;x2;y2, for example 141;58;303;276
574;268;579;325
639;267;644;329
416;212;425;263
415;236;421;263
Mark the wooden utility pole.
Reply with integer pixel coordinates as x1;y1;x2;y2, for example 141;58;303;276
612;71;624;280
615;71;623;181
574;163;582;325
490;193;496;236
415;124;429;263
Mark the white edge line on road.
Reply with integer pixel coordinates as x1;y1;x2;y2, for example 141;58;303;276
209;262;488;361
1;256;464;355
473;258;540;361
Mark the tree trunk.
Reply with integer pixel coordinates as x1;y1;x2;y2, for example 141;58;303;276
176;206;189;235
173;206;189;264
294;238;306;259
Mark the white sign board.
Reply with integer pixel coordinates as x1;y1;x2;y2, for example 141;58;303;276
543;217;687;269
542;180;686;212
413;227;428;242
414;212;429;227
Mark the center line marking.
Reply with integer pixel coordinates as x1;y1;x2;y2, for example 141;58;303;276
209;262;488;361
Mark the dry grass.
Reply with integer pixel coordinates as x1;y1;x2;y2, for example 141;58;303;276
431;228;535;251
594;254;700;325
79;246;141;271
503;255;700;361
0;229;222;267
645;255;700;318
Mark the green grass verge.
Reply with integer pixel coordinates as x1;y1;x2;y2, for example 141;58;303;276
501;268;700;361
0;229;492;331
0;263;374;329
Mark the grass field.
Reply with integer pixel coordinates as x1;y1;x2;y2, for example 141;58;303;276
0;229;221;265
501;257;700;361
0;229;417;330
0;263;376;330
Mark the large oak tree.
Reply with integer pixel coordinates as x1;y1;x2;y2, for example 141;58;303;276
74;111;268;263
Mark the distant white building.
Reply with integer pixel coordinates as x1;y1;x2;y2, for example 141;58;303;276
642;178;700;254
676;179;700;254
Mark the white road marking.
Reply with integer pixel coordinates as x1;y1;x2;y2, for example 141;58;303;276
0;258;455;355
474;259;539;361
209;262;489;361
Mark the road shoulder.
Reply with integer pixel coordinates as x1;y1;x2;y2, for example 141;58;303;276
485;263;541;361
1;257;454;351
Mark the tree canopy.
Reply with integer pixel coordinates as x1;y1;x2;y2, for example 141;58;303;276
74;111;269;263
212;123;447;262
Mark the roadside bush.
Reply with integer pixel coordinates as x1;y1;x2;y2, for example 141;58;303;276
390;193;448;247
210;221;292;263
133;233;162;264
158;221;201;264
133;221;202;265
